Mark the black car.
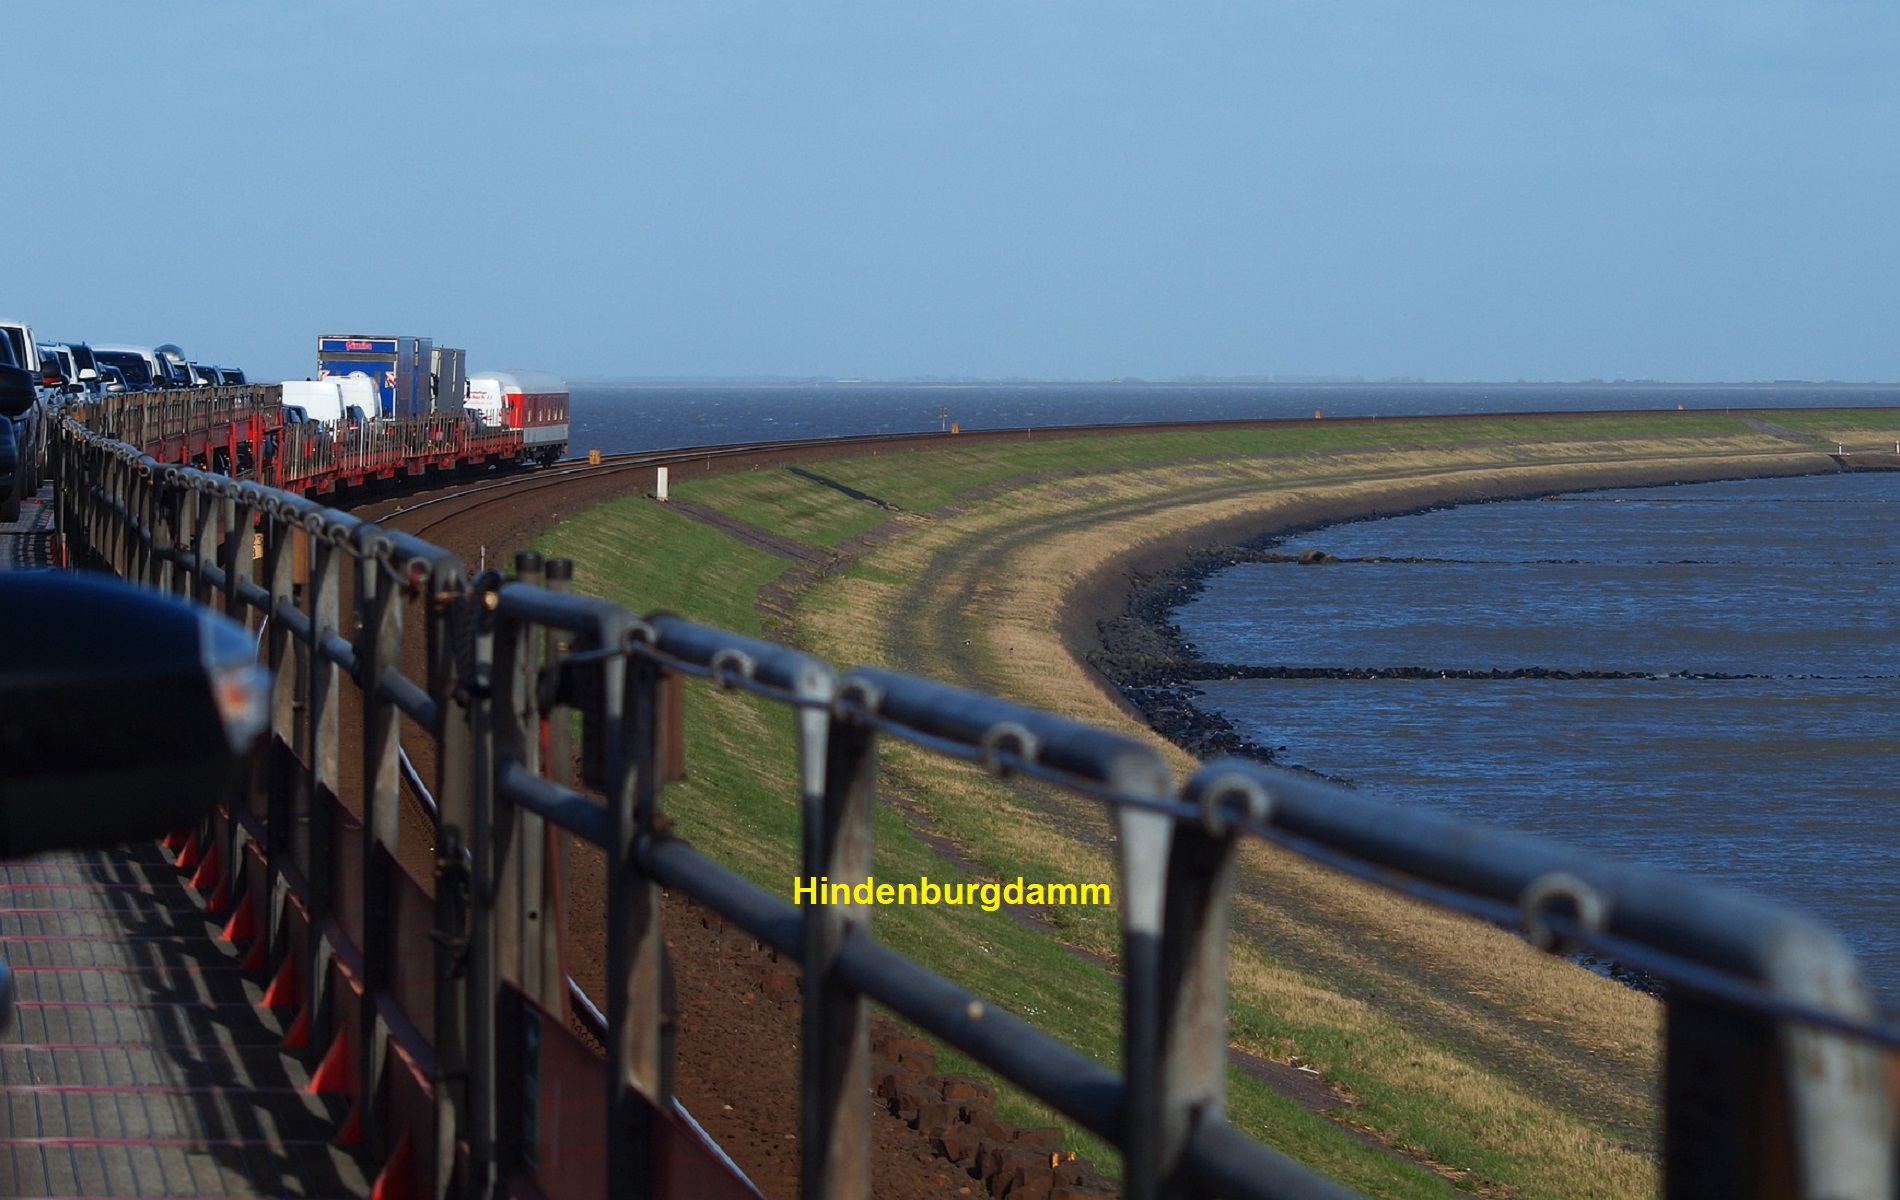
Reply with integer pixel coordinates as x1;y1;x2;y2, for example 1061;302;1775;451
92;349;156;391
0;339;29;522
0;409;17;523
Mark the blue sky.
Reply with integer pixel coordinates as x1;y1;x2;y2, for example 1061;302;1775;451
5;2;1897;383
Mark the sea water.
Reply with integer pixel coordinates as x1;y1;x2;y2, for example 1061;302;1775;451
1174;473;1900;1002
567;380;1900;453
566;382;1900;1000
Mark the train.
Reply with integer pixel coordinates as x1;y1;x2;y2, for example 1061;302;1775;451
464;369;571;466
71;334;570;497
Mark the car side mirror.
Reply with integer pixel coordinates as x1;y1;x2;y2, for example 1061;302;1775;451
78;368;98;382
0;572;270;857
0;363;34;418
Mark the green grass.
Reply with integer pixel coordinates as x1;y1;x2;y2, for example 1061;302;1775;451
539;448;1482;1192
533;449;1468;1193
1753;407;1900;443
537;490;787;632
670;412;1757;543
673;469;899;547
530;409;1836;1195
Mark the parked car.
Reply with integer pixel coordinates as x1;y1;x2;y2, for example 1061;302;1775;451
0;405;16;523
36;345;72;387
0;322;37;379
0;320;50;506
92;346;162;392
0;337;32;522
36;344;96;398
39;343;104;397
201;365;248;386
155;344;193;389
65;343;104;394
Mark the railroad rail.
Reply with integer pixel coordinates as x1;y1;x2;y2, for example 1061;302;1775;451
42;395;1900;1199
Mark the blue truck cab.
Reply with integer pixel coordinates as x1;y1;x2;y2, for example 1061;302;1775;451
317;334;430;419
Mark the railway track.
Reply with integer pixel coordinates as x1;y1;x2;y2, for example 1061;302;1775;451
281;401;1790;550
356;408;1716;565
366;438;856;541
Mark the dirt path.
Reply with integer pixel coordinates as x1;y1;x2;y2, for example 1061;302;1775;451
356;468;1116;1199
788;438;1841;1186
348;429;1846;1198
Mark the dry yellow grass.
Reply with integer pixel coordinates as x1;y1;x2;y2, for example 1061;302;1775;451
791;430;1835;1195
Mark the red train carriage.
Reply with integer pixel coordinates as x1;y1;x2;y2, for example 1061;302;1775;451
466;370;569;466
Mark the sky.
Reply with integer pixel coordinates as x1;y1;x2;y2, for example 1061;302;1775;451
4;2;1898;384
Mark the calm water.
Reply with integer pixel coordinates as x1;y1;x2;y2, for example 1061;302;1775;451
567;383;1900;998
1174;474;1900;1000
568;380;1900;453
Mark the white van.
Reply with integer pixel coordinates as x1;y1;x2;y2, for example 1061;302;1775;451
279;376;378;424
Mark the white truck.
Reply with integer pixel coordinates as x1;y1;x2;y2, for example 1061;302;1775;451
280;376;379;425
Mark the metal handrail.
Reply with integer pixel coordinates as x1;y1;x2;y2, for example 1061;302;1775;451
46;406;1898;1200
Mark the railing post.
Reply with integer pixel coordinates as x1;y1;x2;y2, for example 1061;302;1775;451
155;477;180;594
487;552;569;1189
89;442;106;566
303;522;343;1046
1157;769;1266;1198
110;454;132;578
121;455;137;576
495;552;559;1014
105;451;121;574
803;668;868;1200
1114;764;1176;1200
465;574;503;1200
82;439;100;569
428;559;473;1200
261;504;301;956
190;477;217;606
1663;943;1891;1199
220;486;249;624
355;524;405;1159
608;636;666;1198
542;559;575;1013
265;508;298;763
175;482;198;598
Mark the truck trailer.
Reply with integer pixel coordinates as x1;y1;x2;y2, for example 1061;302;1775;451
317;335;466;419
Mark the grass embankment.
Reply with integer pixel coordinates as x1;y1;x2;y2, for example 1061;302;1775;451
535;409;1876;1198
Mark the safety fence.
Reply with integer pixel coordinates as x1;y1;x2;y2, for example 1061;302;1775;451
69;387;529;496
47;406;1900;1200
274;413;525;487
73;384;277;450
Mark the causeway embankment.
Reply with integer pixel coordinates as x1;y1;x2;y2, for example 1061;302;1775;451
515;407;1896;1199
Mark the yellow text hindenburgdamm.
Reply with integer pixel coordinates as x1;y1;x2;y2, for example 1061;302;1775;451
792;876;1110;912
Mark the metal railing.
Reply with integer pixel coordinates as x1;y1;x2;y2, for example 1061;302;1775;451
71;383;278;449
47;407;1900;1200
68;386;529;495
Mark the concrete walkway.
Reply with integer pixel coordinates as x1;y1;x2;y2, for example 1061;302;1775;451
1;482;370;1197
0;841;372;1198
1;483;56;569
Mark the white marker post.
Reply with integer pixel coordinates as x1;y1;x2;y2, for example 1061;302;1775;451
656;465;669;502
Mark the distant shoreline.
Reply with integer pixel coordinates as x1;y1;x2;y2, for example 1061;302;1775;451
570;377;1900;390
1062;452;1846;760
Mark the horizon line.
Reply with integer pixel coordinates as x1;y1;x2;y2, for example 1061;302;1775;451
562;376;1900;388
